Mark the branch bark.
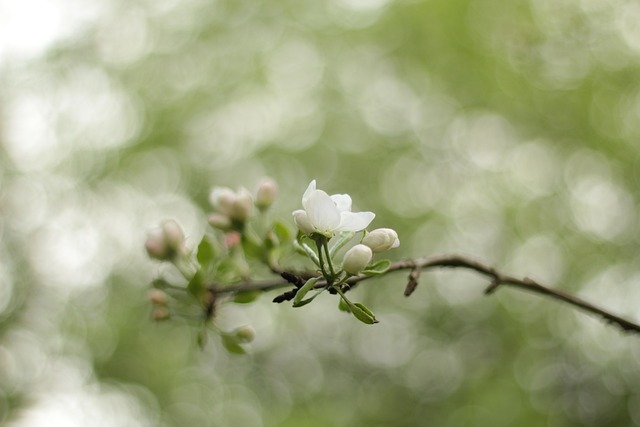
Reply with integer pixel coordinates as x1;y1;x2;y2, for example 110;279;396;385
208;253;640;335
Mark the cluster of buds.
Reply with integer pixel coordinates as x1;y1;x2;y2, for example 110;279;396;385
148;289;170;321
145;219;188;261
343;228;400;275
208;178;278;231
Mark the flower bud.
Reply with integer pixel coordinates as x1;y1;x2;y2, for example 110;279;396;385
145;228;170;260
234;325;255;343
293;210;314;235
255;178;278;211
230;187;253;222
152;306;170;321
208;213;232;231
148;289;169;305
145;220;187;260
209;187;236;216
342;244;373;275
362;228;400;253
162;219;186;251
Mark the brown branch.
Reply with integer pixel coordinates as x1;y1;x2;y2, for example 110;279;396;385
208;253;640;335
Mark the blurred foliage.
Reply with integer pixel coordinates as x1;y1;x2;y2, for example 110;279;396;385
2;0;640;425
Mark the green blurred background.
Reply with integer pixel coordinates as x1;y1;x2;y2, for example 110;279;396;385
2;0;640;425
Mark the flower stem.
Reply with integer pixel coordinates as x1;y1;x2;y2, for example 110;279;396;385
323;241;336;279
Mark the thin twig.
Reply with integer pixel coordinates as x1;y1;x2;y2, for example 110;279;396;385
207;253;640;335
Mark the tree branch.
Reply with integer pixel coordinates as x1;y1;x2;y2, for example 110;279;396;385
208;253;640;335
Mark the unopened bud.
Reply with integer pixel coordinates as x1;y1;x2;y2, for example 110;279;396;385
234;325;255;343
342;244;373;275
255;178;278;211
148;289;169;305
208;213;232;231
152;306;170;321
209;187;236;216
145;220;187;260
362;228;400;253
230;187;253;222
224;231;242;248
145;228;170;260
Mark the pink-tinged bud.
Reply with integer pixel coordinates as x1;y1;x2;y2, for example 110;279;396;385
148;289;169;305
209;187;236;216
162;219;185;251
362;228;400;253
208;213;232;231
342;244;373;275
255;178;278;211
145;228;170;260
152;306;170;321
145;220;187;260
224;231;242;248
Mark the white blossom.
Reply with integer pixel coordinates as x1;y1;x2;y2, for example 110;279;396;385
292;180;375;238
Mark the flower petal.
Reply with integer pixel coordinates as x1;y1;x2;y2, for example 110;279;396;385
293;210;314;235
336;211;375;232
302;180;316;211
330;194;352;213
307;189;341;234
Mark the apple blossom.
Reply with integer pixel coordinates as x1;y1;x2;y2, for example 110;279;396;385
292;180;375;238
255;178;278;211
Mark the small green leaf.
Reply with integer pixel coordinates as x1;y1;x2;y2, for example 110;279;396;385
292;277;320;307
362;259;391;276
196;236;216;268
241;235;264;260
221;334;246;355
187;269;205;298
350;302;378;324
197;329;207;349
329;231;355;258
233;290;261;304
338;297;351;313
273;221;291;243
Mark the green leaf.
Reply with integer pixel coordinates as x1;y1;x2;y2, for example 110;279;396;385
221;334;246;355
233;290;261;304
362;259;391;276
196;236;216;268
350;302;379;324
292;277;320;307
273;221;291;244
197;329;207;349
338;297;351;313
241;234;263;260
187;269;205;298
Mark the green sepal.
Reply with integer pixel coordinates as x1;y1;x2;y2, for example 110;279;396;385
350;302;379;324
273;221;292;244
292;276;320;307
362;259;391;276
221;333;246;355
293;240;320;267
187;269;205;298
233;290;261;304
241;234;264;260
197;329;207;349
196;236;216;269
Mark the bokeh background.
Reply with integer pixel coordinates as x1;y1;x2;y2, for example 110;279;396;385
2;0;640;425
